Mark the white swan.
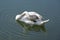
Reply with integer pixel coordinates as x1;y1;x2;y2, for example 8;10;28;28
15;11;49;26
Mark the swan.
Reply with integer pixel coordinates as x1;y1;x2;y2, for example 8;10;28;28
15;11;49;26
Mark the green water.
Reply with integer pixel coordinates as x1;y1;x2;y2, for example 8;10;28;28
0;0;60;40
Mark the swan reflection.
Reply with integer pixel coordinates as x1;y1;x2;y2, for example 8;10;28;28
16;20;46;32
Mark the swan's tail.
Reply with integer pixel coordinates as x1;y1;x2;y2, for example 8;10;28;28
43;19;49;23
41;19;49;24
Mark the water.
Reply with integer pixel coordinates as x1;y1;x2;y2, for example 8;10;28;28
0;0;60;40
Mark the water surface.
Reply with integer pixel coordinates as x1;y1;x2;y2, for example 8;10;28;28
0;0;60;40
